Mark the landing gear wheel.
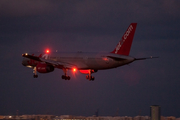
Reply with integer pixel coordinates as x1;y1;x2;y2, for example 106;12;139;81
33;75;38;78
91;76;95;81
62;75;65;79
86;75;89;79
62;75;71;80
86;75;95;81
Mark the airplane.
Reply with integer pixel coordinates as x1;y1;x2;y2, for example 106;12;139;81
22;23;157;81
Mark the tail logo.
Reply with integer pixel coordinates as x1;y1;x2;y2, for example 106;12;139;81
115;25;133;54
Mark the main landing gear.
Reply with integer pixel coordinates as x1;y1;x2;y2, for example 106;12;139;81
33;67;38;78
86;75;95;81
62;75;70;80
86;69;95;81
62;68;71;80
61;68;95;81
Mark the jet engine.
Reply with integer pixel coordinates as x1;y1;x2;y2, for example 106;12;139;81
36;63;54;73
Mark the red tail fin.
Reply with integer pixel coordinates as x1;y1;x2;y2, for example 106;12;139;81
111;23;137;56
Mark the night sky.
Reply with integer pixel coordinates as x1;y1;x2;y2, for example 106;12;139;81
1;0;180;117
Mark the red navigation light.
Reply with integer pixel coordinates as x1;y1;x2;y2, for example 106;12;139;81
46;49;50;53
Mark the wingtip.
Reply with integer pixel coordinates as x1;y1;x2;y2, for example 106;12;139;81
135;56;159;61
150;56;159;59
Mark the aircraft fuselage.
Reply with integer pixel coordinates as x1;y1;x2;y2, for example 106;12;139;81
22;52;135;70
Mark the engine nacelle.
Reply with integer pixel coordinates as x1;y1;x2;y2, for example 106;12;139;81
79;69;98;74
36;63;54;73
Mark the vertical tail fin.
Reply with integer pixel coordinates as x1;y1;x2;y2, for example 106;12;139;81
111;23;137;56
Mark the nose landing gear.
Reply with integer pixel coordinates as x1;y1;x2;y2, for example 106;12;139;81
33;67;38;78
33;74;38;78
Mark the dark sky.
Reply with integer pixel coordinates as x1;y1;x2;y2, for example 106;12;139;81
1;0;180;117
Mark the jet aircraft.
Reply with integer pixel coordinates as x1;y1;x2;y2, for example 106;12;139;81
22;23;156;81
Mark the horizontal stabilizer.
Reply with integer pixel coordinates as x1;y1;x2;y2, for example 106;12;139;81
135;56;159;61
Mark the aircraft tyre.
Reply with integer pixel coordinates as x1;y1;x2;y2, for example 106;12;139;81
67;76;70;80
86;75;95;81
62;75;70;80
91;76;95;81
33;75;38;78
86;75;89;79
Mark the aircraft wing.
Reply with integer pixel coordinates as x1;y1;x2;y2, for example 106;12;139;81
107;55;158;61
39;58;77;69
22;53;77;69
22;53;42;61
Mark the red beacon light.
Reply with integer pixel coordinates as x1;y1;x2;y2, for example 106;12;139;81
46;49;50;54
73;68;77;72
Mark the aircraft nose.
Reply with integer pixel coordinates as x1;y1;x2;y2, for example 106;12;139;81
22;58;28;66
